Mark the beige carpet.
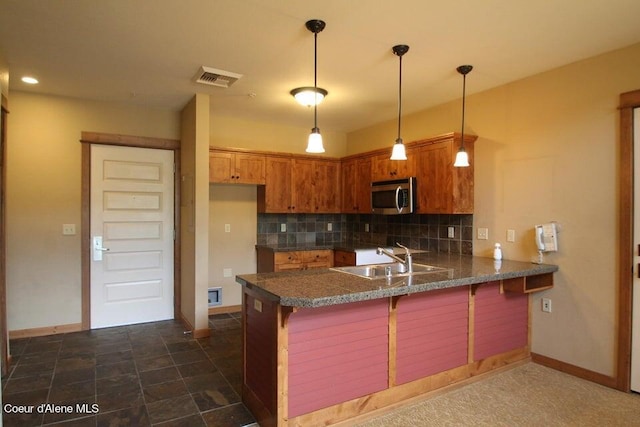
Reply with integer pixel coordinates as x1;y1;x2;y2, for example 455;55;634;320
354;363;640;427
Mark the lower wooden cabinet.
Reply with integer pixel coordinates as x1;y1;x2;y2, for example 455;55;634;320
333;250;356;267
257;248;334;273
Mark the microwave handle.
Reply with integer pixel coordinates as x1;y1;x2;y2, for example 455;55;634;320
395;186;403;213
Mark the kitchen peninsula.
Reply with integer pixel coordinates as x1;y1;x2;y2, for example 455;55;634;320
236;252;558;427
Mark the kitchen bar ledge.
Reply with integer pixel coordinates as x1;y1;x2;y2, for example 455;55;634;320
237;252;558;307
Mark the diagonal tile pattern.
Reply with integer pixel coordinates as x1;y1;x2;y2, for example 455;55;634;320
1;313;257;427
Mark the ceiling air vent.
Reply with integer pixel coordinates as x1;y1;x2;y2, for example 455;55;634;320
193;66;242;88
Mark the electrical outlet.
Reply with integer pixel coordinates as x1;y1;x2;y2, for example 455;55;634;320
477;227;489;240
327;222;332;231
507;229;515;242
223;268;232;278
365;223;370;232
280;223;286;232
541;298;552;313
448;226;455;238
253;299;263;313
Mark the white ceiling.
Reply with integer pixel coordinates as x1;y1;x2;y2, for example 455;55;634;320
1;0;640;133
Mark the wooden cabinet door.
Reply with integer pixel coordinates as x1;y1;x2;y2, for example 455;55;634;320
342;157;371;213
303;250;334;269
416;141;452;213
341;159;358;213
291;159;315;213
263;156;292;213
314;160;340;213
371;153;415;181
274;251;304;272
355;158;372;213
334;250;356;267
234;153;265;184
209;152;234;183
415;138;474;214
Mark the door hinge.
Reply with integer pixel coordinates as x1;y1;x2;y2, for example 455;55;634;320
173;229;176;241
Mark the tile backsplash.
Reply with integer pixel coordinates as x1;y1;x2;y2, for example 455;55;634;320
257;213;473;255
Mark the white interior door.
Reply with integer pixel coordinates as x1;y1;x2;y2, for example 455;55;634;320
91;145;174;329
632;107;640;392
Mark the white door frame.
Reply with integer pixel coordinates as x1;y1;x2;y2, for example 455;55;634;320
80;132;181;330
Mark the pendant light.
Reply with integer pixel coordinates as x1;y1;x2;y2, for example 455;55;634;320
304;19;326;153
290;87;328;107
390;45;409;160
454;65;473;167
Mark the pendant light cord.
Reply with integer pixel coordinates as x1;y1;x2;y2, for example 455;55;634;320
397;54;403;142
460;72;466;150
313;30;318;130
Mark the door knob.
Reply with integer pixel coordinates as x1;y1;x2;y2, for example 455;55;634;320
93;236;110;261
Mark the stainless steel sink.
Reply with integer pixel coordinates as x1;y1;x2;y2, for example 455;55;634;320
331;262;452;280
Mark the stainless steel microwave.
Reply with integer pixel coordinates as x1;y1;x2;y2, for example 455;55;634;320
371;177;416;215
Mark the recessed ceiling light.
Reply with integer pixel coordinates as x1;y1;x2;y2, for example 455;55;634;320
21;76;39;84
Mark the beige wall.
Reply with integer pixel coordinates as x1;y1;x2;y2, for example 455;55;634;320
211;114;348;158
180;94;211;332
0;49;7;98
348;42;640;377
6;91;180;331
209;184;257;308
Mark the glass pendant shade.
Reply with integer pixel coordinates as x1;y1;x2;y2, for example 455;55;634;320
291;87;327;107
453;149;469;167
390;139;407;160
306;128;325;153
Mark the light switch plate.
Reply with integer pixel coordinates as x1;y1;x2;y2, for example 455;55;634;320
224;224;231;233
223;268;232;278
477;227;489;240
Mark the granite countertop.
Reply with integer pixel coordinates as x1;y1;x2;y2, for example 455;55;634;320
236;252;559;308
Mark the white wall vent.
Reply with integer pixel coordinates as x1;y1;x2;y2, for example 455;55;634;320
193;66;242;88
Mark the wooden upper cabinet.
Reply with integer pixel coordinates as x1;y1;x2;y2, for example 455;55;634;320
209;150;265;184
258;156;340;213
342;157;371;213
313;159;341;213
258;156;292;213
371;151;415;181
292;158;315;212
415;135;475;214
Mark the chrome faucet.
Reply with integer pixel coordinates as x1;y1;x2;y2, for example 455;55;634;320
377;243;413;273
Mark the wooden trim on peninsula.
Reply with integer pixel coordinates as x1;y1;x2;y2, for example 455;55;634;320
291;349;530;427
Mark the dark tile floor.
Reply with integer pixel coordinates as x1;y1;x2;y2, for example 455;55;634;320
1;313;257;427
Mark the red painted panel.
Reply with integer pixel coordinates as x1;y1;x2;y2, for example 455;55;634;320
396;287;469;384
288;299;389;418
474;282;528;361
